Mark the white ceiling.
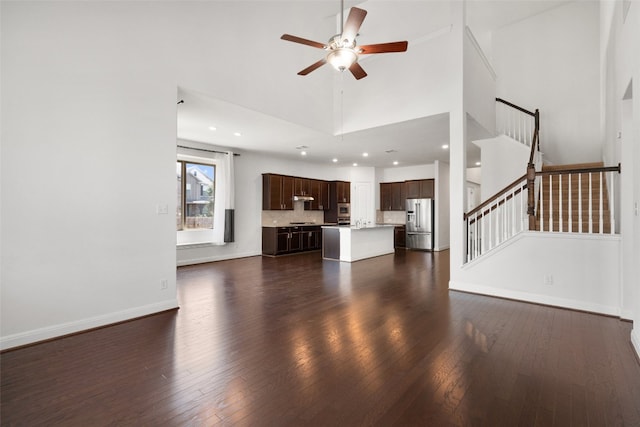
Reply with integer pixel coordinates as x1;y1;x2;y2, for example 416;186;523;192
176;0;570;169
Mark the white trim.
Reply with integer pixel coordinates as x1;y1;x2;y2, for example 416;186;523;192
0;299;179;351
176;251;261;267
449;280;621;317
177;241;226;249
631;328;640;361
465;26;496;80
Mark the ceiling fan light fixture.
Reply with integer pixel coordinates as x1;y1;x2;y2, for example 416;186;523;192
327;48;357;71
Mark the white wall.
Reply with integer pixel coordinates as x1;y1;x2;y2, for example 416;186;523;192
464;28;496;136
600;0;640;358
451;233;622;316
0;1;344;349
474;134;531;200
340;31;454;134
492;1;601;165
435;161;450;250
1;2;180;349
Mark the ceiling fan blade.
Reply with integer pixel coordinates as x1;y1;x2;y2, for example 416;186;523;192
358;41;409;54
281;34;327;50
298;59;327;76
341;7;367;44
349;62;367;80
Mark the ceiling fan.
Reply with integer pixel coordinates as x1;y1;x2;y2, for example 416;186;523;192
280;1;408;80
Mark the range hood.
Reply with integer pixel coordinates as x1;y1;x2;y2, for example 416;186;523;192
293;195;315;202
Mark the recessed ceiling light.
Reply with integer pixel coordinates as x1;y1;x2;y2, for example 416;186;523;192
234;132;242;137
393;161;399;165
301;151;307;156
208;126;217;131
332;158;338;163
442;144;449;149
362;152;369;157
353;163;358;167
475;161;481;166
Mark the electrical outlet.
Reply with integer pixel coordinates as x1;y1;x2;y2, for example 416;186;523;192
156;204;169;215
160;279;168;290
543;274;553;285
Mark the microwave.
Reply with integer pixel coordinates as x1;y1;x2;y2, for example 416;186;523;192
337;203;350;218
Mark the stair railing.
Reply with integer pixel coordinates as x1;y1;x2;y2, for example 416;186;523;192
464;174;529;262
535;164;621;234
496;98;540;149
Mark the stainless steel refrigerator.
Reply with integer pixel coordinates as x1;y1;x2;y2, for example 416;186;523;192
406;198;434;250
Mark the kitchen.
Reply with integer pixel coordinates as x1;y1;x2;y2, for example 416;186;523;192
259;166;448;263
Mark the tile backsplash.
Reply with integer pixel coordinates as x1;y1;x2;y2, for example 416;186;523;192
262;201;325;226
376;210;406;225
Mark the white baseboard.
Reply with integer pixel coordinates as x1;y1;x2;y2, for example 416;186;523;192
177;250;261;267
632;328;640;361
0;299;179;351
449;280;620;317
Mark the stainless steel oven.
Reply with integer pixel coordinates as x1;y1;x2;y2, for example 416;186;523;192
337;203;350;218
337;217;351;226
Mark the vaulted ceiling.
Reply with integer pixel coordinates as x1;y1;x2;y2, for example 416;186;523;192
176;0;570;168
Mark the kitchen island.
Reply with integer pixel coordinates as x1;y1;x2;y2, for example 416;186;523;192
322;224;395;262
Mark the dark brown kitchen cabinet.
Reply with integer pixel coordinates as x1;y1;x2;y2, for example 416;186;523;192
262;174;294;210
394;225;406;248
262;226;322;256
335;181;350;203
405;179;434;199
306;180;329;211
301;226;322;250
380;182;405;211
294;177;311;196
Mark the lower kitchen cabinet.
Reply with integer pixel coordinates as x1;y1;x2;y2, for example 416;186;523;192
394;225;406;248
262;226;322;256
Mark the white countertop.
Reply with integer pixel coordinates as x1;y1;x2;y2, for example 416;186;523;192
322;224;394;230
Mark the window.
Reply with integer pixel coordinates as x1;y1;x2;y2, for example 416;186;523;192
176;161;215;231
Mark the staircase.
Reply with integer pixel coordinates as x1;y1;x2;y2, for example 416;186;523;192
536;162;613;234
464;98;620;263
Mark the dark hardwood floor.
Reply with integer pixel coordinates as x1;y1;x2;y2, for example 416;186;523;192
2;250;640;426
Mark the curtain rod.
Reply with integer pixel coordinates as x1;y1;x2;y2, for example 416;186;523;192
177;145;240;156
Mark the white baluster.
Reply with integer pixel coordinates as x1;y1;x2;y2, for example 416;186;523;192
559;174;563;232
568;174;572;233
540;177;544;232
599;171;603;234
610;171;615;234
589;173;593;233
578;173;583;233
549;175;553;232
475;213;479;258
512;189;516;236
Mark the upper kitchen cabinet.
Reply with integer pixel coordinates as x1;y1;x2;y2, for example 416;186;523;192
294;177;311;196
306;179;329;211
380;182;405;211
405;179;434;199
334;181;350;203
262;174;294;210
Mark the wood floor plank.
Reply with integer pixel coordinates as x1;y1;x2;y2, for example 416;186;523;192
2;249;640;426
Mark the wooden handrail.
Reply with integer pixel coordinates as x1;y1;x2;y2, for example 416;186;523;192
535;164;621;176
496;97;536;117
464;173;527;219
